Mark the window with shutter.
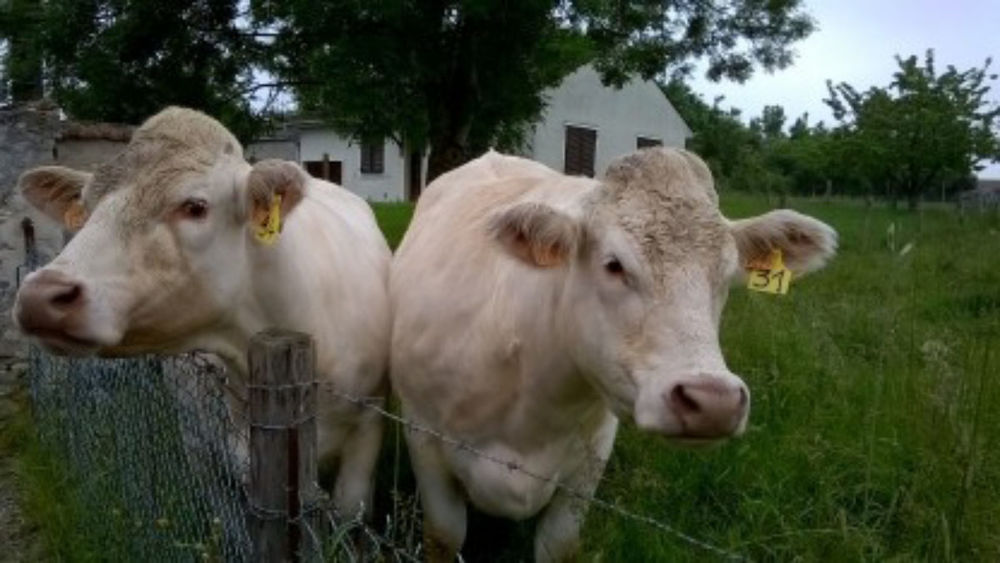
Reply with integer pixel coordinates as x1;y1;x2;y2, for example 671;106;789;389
302;160;342;185
637;136;663;149
360;141;385;174
564;125;597;177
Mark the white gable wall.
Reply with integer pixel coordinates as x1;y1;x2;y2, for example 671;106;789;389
298;129;406;202
258;65;690;202
528;66;692;178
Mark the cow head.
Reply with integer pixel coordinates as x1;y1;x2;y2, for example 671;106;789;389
490;148;836;443
13;107;308;358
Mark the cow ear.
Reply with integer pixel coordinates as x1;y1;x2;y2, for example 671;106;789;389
489;202;579;268
18;166;93;232
730;209;838;276
245;159;308;240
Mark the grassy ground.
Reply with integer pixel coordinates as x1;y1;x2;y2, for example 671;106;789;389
372;195;1000;562
9;195;997;562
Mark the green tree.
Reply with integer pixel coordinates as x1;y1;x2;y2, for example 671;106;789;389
0;0;44;102
661;78;764;190
2;0;261;138
258;0;815;181
825;50;1000;208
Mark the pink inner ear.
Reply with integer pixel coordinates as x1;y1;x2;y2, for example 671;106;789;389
63;201;89;231
499;224;566;267
530;241;567;268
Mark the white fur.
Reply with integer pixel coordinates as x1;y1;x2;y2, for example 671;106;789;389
390;149;836;561
14;108;392;519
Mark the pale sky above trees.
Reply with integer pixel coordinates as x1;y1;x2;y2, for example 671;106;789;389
689;0;1000;178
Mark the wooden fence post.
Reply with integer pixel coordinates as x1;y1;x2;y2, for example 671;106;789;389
248;329;319;563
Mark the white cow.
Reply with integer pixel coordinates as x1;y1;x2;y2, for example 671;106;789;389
13;107;391;518
390;148;837;561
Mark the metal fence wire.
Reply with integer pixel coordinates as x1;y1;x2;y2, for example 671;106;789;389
18;226;743;562
28;349;254;562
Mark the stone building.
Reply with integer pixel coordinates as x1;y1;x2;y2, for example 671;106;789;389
0;102;132;368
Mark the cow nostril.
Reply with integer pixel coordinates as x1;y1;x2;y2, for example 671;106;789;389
51;284;82;307
671;384;701;413
738;387;748;408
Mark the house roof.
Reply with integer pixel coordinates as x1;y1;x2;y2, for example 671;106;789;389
59;121;134;142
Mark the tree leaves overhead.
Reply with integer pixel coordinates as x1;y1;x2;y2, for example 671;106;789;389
256;0;815;179
3;0;815;176
2;0;260;138
575;0;814;85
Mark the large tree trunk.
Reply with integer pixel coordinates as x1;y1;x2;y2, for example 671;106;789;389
425;140;471;184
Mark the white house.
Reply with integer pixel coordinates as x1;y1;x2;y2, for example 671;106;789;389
247;65;692;202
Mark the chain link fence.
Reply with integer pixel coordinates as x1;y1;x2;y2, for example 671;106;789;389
26;346;425;563
29;349;253;562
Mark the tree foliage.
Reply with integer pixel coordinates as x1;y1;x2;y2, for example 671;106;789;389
667;50;1000;208
825;50;1000;206
0;0;43;102
0;0;260;138
256;0;815;180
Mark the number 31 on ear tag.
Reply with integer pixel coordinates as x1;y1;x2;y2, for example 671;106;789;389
747;248;791;295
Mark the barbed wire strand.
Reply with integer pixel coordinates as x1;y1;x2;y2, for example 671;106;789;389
321;385;748;562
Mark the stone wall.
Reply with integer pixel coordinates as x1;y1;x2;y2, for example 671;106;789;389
0;104;65;368
0;104;132;372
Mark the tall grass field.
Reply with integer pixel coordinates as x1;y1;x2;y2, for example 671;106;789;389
10;194;998;561
372;195;999;562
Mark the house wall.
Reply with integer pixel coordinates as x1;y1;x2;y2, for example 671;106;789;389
245;138;298;163
298;130;405;202
527;65;692;178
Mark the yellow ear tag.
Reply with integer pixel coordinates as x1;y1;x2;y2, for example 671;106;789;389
746;248;792;295
254;194;282;245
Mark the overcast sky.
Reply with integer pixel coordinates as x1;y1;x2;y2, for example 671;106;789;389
687;0;1000;178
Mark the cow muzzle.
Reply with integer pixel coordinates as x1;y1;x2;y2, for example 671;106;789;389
666;376;748;439
13;269;102;355
636;373;749;443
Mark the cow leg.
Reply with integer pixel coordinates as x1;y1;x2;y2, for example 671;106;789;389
405;428;466;562
534;414;618;563
331;408;385;519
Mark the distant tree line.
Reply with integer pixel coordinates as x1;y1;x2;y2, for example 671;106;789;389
666;50;1000;208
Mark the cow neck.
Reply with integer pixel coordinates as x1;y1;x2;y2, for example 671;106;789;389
223;202;344;380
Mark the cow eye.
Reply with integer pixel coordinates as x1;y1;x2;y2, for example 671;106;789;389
179;198;209;220
604;258;625;276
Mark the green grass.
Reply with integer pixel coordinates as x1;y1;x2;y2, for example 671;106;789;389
12;196;998;562
373;202;417;249
3;404;94;561
375;196;1000;561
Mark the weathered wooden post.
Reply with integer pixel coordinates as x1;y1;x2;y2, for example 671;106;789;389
20;217;37;279
248;329;319;562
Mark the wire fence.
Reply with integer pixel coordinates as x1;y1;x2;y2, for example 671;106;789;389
29;349;253;562
25;347;746;562
17;221;745;562
26;345;432;563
